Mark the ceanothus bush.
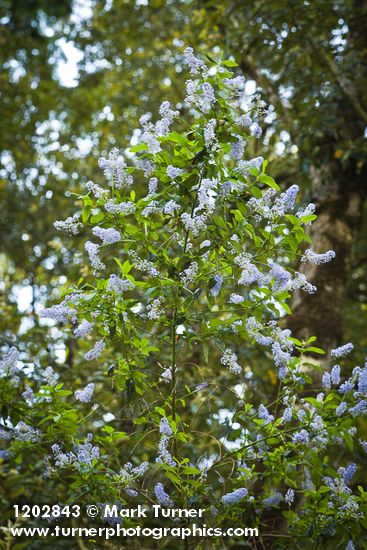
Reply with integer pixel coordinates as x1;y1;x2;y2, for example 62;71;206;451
1;48;366;549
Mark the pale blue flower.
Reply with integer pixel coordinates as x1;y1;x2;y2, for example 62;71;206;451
154;483;173;507
84;340;105;361
301;249;336;265
336;402;347;416
331;365;340;385
331;343;353;358
210;274;223;297
358;368;367;394
92;227;121;245
159;417;173;436
74;383;95;403
292;430;309;445
263;492;283;509
222;488;248;505
285;489;295;504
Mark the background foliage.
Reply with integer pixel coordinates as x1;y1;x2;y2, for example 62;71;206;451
1;0;367;548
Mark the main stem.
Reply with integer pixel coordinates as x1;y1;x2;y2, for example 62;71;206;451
171;308;178;459
173;171;204;459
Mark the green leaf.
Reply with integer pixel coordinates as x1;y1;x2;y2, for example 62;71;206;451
129;143;148;153
164;471;181;484
167;131;186;144
300;214;317;224
279;301;292;315
231;209;243;222
202;342;209;364
257;174;280;191
90;211;104;224
182;466;200;475
305;346;325;355
82;205;91;223
222;59;238;67
344;432;354;451
249;185;262;198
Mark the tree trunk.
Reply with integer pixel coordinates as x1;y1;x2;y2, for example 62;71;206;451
217;0;367;353
289;159;367;351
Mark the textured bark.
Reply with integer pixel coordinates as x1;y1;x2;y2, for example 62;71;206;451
289;160;367;351
210;0;367;353
288;1;367;352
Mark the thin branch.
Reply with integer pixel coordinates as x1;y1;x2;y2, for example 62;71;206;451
307;37;367;125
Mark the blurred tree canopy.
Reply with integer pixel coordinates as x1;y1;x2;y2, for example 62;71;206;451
1;0;366;359
1;3;367;546
0;0;73;345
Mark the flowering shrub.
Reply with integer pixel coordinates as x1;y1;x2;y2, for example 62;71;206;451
1;49;366;548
